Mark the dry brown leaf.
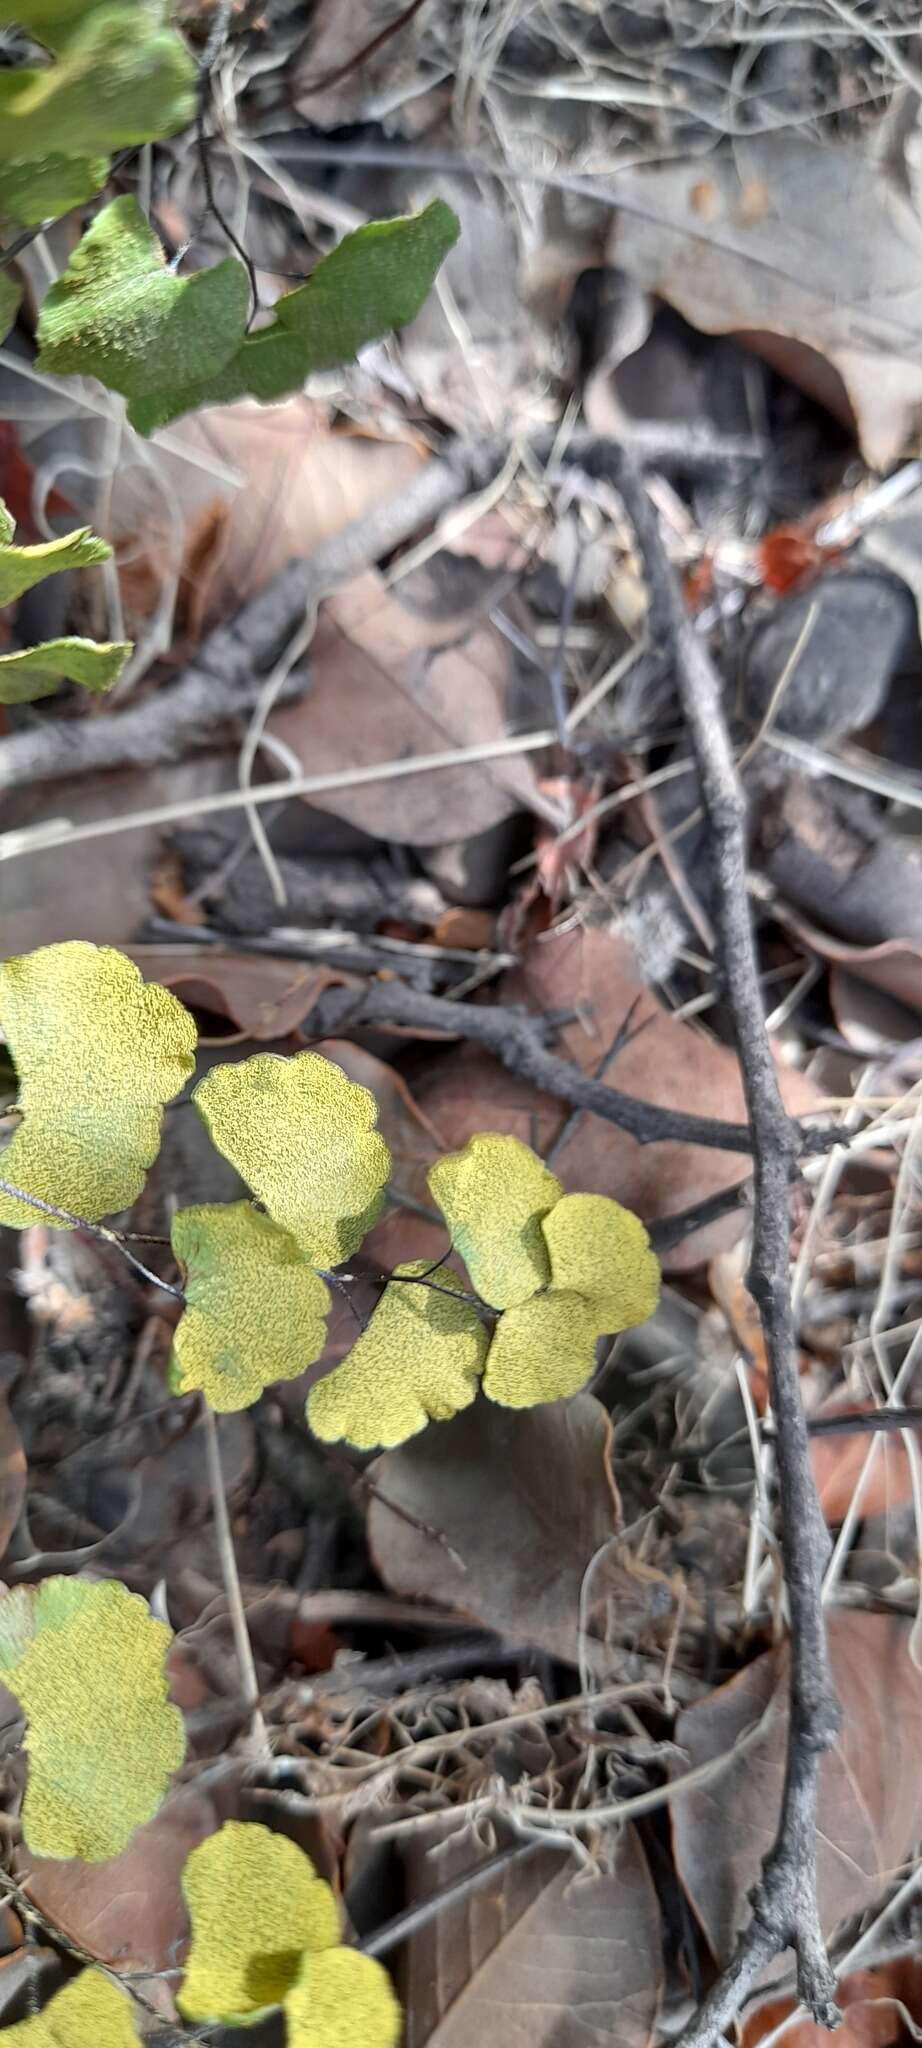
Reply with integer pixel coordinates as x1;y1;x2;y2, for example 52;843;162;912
671;1611;922;1968
368;1393;624;1667
739;1956;922;2048
443;510;536;574
269;568;546;845
402;1830;662;2048
19;1783;235;2017
767;885;922;1026
611;136;922;467
808;1397;922;1523
414;926;820;1272
413;1048;561;1159
126;946;358;1042
431;906;497;951
140;399;428;631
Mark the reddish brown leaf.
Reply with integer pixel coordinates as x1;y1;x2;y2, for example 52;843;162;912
402;1829;662;2048
413;1047;561;1161
126;945;357;1040
671;1612;922;1968
532;777;600;902
808;1396;922;1522
756;524;839;596
368;1393;628;1669
431;906;497;951
740;1956;922;2048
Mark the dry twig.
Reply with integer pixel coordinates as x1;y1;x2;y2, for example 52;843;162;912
306;979;823;1158
608;452;841;2041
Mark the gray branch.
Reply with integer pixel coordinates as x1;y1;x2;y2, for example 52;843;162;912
607;450;841;2043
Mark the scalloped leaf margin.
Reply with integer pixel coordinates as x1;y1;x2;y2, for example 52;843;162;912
0;1576;184;1860
0;942;197;1230
37;195;459;432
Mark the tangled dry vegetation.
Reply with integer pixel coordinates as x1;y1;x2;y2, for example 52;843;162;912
3;0;922;2043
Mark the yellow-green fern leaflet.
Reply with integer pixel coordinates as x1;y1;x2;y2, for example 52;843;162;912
0;943;196;1231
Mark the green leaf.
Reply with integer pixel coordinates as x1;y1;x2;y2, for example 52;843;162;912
0;1576;185;1860
38;193;459;433
178;1820;340;2024
482;1290;604;1408
0;499;112;605
542;1193;660;1332
1;1969;141;2046
307;1261;488;1451
193;1050;391;1268
0;151;108;226
0;941;197;1230
0;1;129;51
0;635;130;702
0;6;196;164
36;195;251;406
130;200;460;433
0;273;19;340
284;1948;401;2048
170;1202;330;1413
429;1133;562;1308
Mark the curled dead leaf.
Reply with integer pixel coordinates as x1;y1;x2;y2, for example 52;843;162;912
118;398;428;636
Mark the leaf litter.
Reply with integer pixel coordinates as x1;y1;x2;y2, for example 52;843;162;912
4;6;922;2043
